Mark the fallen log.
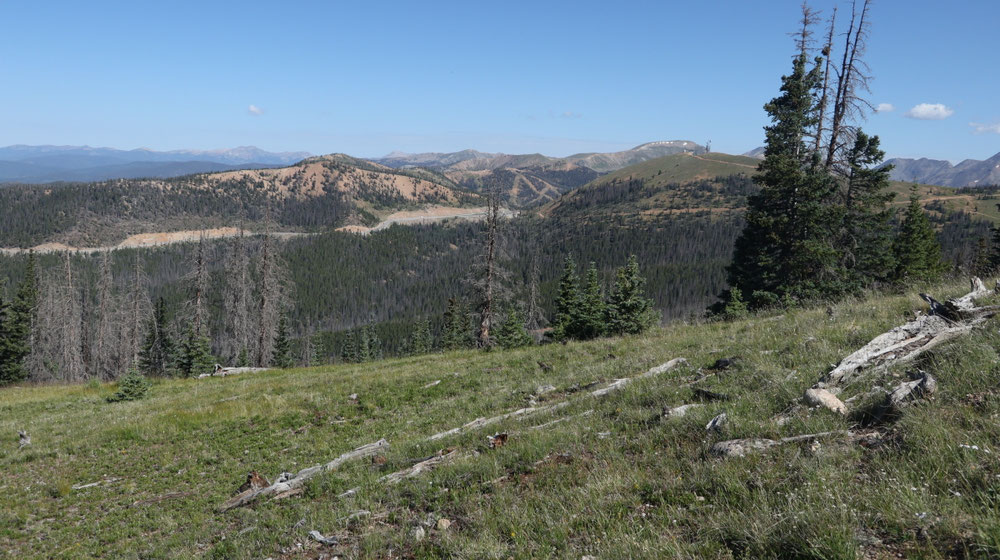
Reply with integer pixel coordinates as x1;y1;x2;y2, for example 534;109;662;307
427;358;687;441
819;278;997;387
218;439;388;511
379;449;461;484
198;366;271;379
711;430;845;458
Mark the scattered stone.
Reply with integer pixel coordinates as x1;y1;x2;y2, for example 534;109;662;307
18;431;30;449
710;357;738;370
535;384;556;395
663;404;702;418
436;518;452;531
348;393;359;402
693;388;729;401
411;526;426;541
711;438;778;457
308;530;338;546
705;413;727;432
804;388;847;415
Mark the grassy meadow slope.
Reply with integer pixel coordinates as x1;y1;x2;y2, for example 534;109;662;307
4;278;1000;558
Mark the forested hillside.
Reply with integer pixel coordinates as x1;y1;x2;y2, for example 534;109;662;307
0;155;479;247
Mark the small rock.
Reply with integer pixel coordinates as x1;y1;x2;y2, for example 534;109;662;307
582;556;599;560
308;530;338;546
18;431;30;448
711;438;778;458
710;357;738;370
705;413;727;432
411;526;426;541
348;393;358;401
664;404;702;418
436;518;452;531
535;384;556;395
804;388;847;415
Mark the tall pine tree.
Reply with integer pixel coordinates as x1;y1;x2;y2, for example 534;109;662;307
892;185;946;282
727;49;841;308
574;262;606;340
606;255;657;335
552;257;581;340
139;297;174;377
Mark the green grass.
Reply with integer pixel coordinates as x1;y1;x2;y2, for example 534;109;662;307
4;279;1000;558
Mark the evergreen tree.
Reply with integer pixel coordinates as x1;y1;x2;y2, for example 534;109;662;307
442;298;470;351
272;315;293;368
606;255;658;335
837;132;896;290
0;294;20;385
989;225;1000;273
138;297;174;377
409;319;433;355
552;256;581;340
726;50;840;308
495;307;533;349
972;236;989;276
341;329;358;363
892;186;946;282
177;325;215;378
3;253;39;384
364;325;382;361
574;262;606;340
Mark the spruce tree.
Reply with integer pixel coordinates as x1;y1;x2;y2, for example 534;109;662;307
606;255;657;335
495;307;533;349
138;297;175;377
552;256;581;340
989;225;1000;273
364;325;382;361
178;325;215;378
838;132;896;290
3;253;39;384
442;298;470;351
341;329;358;363
726;50;840;308
575;263;606;340
409;319;433;355
271;316;293;368
0;294;19;385
892;185;946;282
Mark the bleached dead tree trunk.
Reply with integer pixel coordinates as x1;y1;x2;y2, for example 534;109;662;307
59;251;84;382
120;254;151;371
477;184;501;347
824;0;873;172
224;224;253;363
92;252;119;380
255;211;290;367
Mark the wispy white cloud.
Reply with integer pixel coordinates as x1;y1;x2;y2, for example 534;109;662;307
558;111;582;119
248;104;264;116
970;122;1000;134
904;103;954;120
875;103;895;113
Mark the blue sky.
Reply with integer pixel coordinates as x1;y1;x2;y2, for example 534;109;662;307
1;0;996;162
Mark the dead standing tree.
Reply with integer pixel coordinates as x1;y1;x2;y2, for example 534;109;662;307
824;0;873;172
188;234;210;337
120;253;151;371
224;223;253;363
476;182;508;348
92;252;119;380
255;212;291;367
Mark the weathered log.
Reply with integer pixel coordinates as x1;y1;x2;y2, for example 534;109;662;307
198;366;270;379
379;449;461;484
820;278;996;387
711;430;845;458
664;404;703;418
427;358;687;442
218;439;389;511
705;413;727;432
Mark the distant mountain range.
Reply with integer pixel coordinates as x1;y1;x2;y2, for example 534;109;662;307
373;141;707;206
742;145;1000;188
884;152;1000;187
0;145;312;183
